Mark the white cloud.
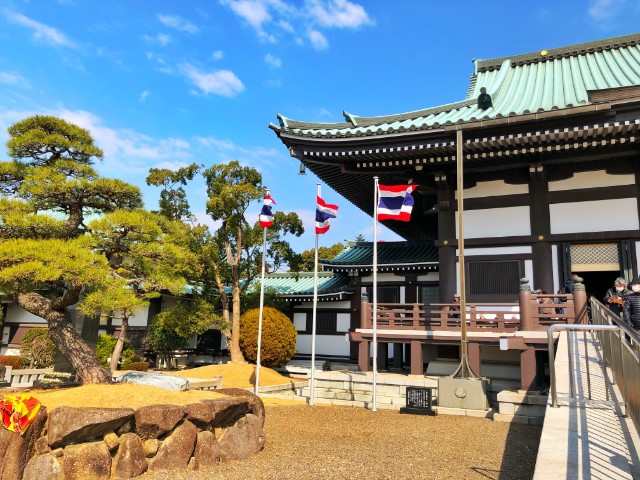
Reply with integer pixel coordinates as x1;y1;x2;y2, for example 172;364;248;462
221;0;273;30
139;90;150;102
587;0;626;23
277;19;294;33
212;50;224;60
5;11;76;48
308;30;328;50
196;135;281;167
308;0;373;28
180;63;245;97
264;53;282;67
158;14;199;34
0;72;23;85
143;33;171;46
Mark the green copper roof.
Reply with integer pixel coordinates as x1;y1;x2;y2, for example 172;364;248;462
321;241;438;272
270;33;640;139
261;271;353;301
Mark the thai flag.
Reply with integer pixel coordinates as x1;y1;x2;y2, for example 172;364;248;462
259;193;276;228
316;196;339;234
377;184;418;222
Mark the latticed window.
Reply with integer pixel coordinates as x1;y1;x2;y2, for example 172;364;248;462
365;286;400;303
570;243;619;272
306;311;337;333
468;260;520;296
419;286;439;305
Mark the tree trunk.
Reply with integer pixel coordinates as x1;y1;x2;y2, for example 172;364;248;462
229;285;245;364
17;292;111;384
110;316;129;372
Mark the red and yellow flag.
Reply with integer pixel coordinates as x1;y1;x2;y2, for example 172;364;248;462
0;394;41;435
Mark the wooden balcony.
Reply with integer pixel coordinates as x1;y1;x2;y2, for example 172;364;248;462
360;292;577;333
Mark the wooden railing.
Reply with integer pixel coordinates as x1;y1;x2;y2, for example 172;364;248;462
360;293;577;333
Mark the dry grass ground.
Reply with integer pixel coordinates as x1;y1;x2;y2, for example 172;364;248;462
6;366;541;480
137;404;542;480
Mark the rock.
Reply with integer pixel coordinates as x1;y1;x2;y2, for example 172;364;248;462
143;438;159;457
186;402;215;429
35;436;51;455
134;404;185;440
22;454;64;480
216;389;265;427
149;420;197;471
117;371;190;390
202;396;251;428
219;414;265;461
47;407;134;449
112;433;148;479
193;431;222;470
62;441;111;480
104;431;119;452
0;406;47;480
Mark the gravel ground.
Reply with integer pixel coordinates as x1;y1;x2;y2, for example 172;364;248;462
136;404;542;480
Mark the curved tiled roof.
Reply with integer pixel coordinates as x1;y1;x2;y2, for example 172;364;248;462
261;271;353;300
270;33;640;139
321;241;438;272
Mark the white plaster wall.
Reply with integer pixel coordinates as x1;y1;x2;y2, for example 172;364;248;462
548;170;635;191
525;260;534;287
552;246;560;293
461;246;532;256
417;273;439;281
549;198;638;234
296;334;350;356
361;273;402;283
336;313;350;332
461;180;529;199
457;206;531;238
109;305;150;327
5;304;47;325
293;312;306;331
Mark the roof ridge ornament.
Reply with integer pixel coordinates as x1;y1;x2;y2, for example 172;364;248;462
477;87;492;110
343;111;358;126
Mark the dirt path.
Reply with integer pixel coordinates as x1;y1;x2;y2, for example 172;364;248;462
137;404;541;480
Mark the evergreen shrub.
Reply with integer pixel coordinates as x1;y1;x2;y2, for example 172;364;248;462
126;361;149;372
20;327;55;368
239;307;297;368
96;334;135;369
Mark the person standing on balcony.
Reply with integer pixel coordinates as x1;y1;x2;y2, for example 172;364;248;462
623;277;640;333
448;294;460;319
604;277;627;317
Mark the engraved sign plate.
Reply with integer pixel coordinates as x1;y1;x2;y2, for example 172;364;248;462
400;387;436;416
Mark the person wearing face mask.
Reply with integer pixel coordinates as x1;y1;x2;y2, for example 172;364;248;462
604;277;627;317
623;277;640;332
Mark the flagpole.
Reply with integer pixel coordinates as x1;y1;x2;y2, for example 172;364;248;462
255;189;269;396
310;184;321;406
372;176;379;412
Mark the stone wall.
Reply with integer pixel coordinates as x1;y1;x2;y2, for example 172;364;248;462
0;388;265;480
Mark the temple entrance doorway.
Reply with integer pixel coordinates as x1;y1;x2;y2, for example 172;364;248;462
565;243;627;302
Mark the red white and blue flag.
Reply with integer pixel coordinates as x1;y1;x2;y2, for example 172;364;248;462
259;193;276;228
315;196;339;234
377;184;418;222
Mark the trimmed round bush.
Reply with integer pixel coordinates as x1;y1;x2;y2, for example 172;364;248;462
126;361;149;372
20;327;55;368
0;355;23;369
239;307;297;368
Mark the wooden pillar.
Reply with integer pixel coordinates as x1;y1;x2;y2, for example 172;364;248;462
529;164;554;293
519;278;532;330
350;285;362;360
358;340;370;372
405;275;417;303
437;182;456;302
468;342;481;376
378;343;389;371
410;340;423;375
393;343;404;369
520;347;537;391
573;278;588;324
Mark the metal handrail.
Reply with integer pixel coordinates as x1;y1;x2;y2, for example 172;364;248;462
547;323;622;408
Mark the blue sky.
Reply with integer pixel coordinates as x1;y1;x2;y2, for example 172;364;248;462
1;0;639;254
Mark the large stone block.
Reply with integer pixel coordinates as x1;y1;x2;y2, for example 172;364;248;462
22;453;63;480
149;420;198;471
193;431;222;470
133;404;185;440
437;377;489;411
112;433;148;478
0;407;47;480
219;414;265;461
48;407;133;448
62;441;111;480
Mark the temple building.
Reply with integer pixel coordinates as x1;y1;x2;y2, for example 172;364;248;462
269;32;640;391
